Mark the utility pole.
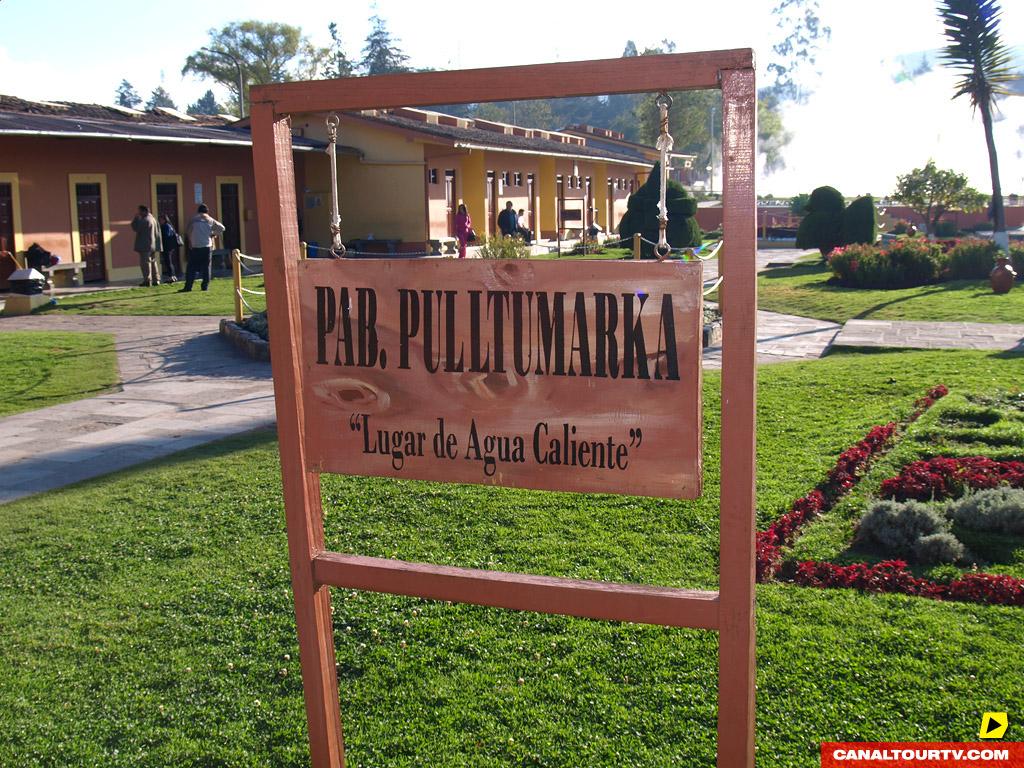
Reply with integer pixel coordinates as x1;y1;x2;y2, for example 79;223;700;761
202;47;246;118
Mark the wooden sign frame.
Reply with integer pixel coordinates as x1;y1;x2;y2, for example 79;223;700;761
250;48;756;768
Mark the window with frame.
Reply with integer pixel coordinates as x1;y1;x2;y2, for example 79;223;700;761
428;168;439;184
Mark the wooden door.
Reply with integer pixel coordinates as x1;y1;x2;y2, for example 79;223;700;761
76;183;106;282
444;170;456;237
0;182;14;255
219;182;241;251
526;174;535;236
156;182;179;230
486;171;497;237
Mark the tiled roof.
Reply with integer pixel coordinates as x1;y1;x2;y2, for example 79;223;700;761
0;95;330;151
357;112;652;166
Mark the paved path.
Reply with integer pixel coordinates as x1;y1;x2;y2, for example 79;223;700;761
0;316;274;503
0;306;837;502
834;319;1024;352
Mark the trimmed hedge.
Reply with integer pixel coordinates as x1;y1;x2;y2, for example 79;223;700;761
840;195;878;247
829;239;945;288
796;186;844;256
617;162;702;257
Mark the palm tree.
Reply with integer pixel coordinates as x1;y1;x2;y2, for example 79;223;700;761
937;0;1016;251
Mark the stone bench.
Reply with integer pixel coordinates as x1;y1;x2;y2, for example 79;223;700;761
42;262;85;288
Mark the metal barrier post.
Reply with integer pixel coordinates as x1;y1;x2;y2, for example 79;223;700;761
633;232;642;260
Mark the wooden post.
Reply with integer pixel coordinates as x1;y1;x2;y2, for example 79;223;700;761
251;103;346;768
231;249;243;323
633;232;642;260
717;66;757;768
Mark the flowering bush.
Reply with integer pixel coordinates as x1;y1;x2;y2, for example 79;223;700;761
828;239;946;288
794;559;1024;607
879;456;1024;502
946;238;1001;280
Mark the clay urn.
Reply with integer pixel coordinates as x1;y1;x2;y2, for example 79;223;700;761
990;256;1016;294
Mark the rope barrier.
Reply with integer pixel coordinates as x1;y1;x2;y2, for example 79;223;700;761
703;276;724;296
236;288;263;314
239;286;265;296
654;92;674;260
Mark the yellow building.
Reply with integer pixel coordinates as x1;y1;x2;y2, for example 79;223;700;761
291;108;663;253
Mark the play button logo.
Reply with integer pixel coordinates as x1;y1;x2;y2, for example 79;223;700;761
979;712;1008;739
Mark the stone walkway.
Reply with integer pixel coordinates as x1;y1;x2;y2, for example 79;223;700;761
0;316;274;503
834;319;1024;352
0;298;839;501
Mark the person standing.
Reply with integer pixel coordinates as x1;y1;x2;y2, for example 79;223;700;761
497;201;518;238
182;203;225;292
454;203;473;259
131;205;162;287
158;213;181;283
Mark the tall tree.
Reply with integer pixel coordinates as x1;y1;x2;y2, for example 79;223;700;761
360;15;410;75
938;0;1016;250
146;86;177;110
764;0;832;104
892;160;988;235
187;90;225;116
115;80;141;108
182;21;320;114
325;22;356;78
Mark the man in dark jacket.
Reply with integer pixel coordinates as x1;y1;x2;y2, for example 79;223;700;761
497;201;518;238
131;205;162;286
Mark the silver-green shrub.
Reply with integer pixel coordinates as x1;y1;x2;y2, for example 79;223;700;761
477;235;531;260
946;488;1024;534
855;499;952;559
913;532;965;564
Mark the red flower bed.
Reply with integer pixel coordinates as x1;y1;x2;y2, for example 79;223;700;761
756;424;896;581
794;559;1024;607
755;385;948;583
879;456;1024;502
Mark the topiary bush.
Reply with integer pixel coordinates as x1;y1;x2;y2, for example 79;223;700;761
946;487;1024;535
795;186;844;256
947;238;1000;279
840;195;878;247
855;499;951;559
829;239;946;288
617;162;702;258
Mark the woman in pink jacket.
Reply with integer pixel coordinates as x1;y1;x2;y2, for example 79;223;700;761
454;203;472;259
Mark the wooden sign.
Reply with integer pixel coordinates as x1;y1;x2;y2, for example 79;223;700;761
298;258;703;498
251;49;757;768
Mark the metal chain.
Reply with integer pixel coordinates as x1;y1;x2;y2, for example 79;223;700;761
654;92;674;261
325;114;346;258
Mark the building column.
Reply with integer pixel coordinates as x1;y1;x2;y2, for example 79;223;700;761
460;150;486;236
538;156;557;240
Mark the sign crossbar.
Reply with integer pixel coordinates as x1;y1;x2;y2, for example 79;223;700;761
313;552;720;630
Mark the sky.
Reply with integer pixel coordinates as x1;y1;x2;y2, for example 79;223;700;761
0;0;1021;197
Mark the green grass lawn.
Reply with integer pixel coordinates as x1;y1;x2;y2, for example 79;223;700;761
35;275;267;316
0;331;119;417
1;350;1023;766
758;262;1024;323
